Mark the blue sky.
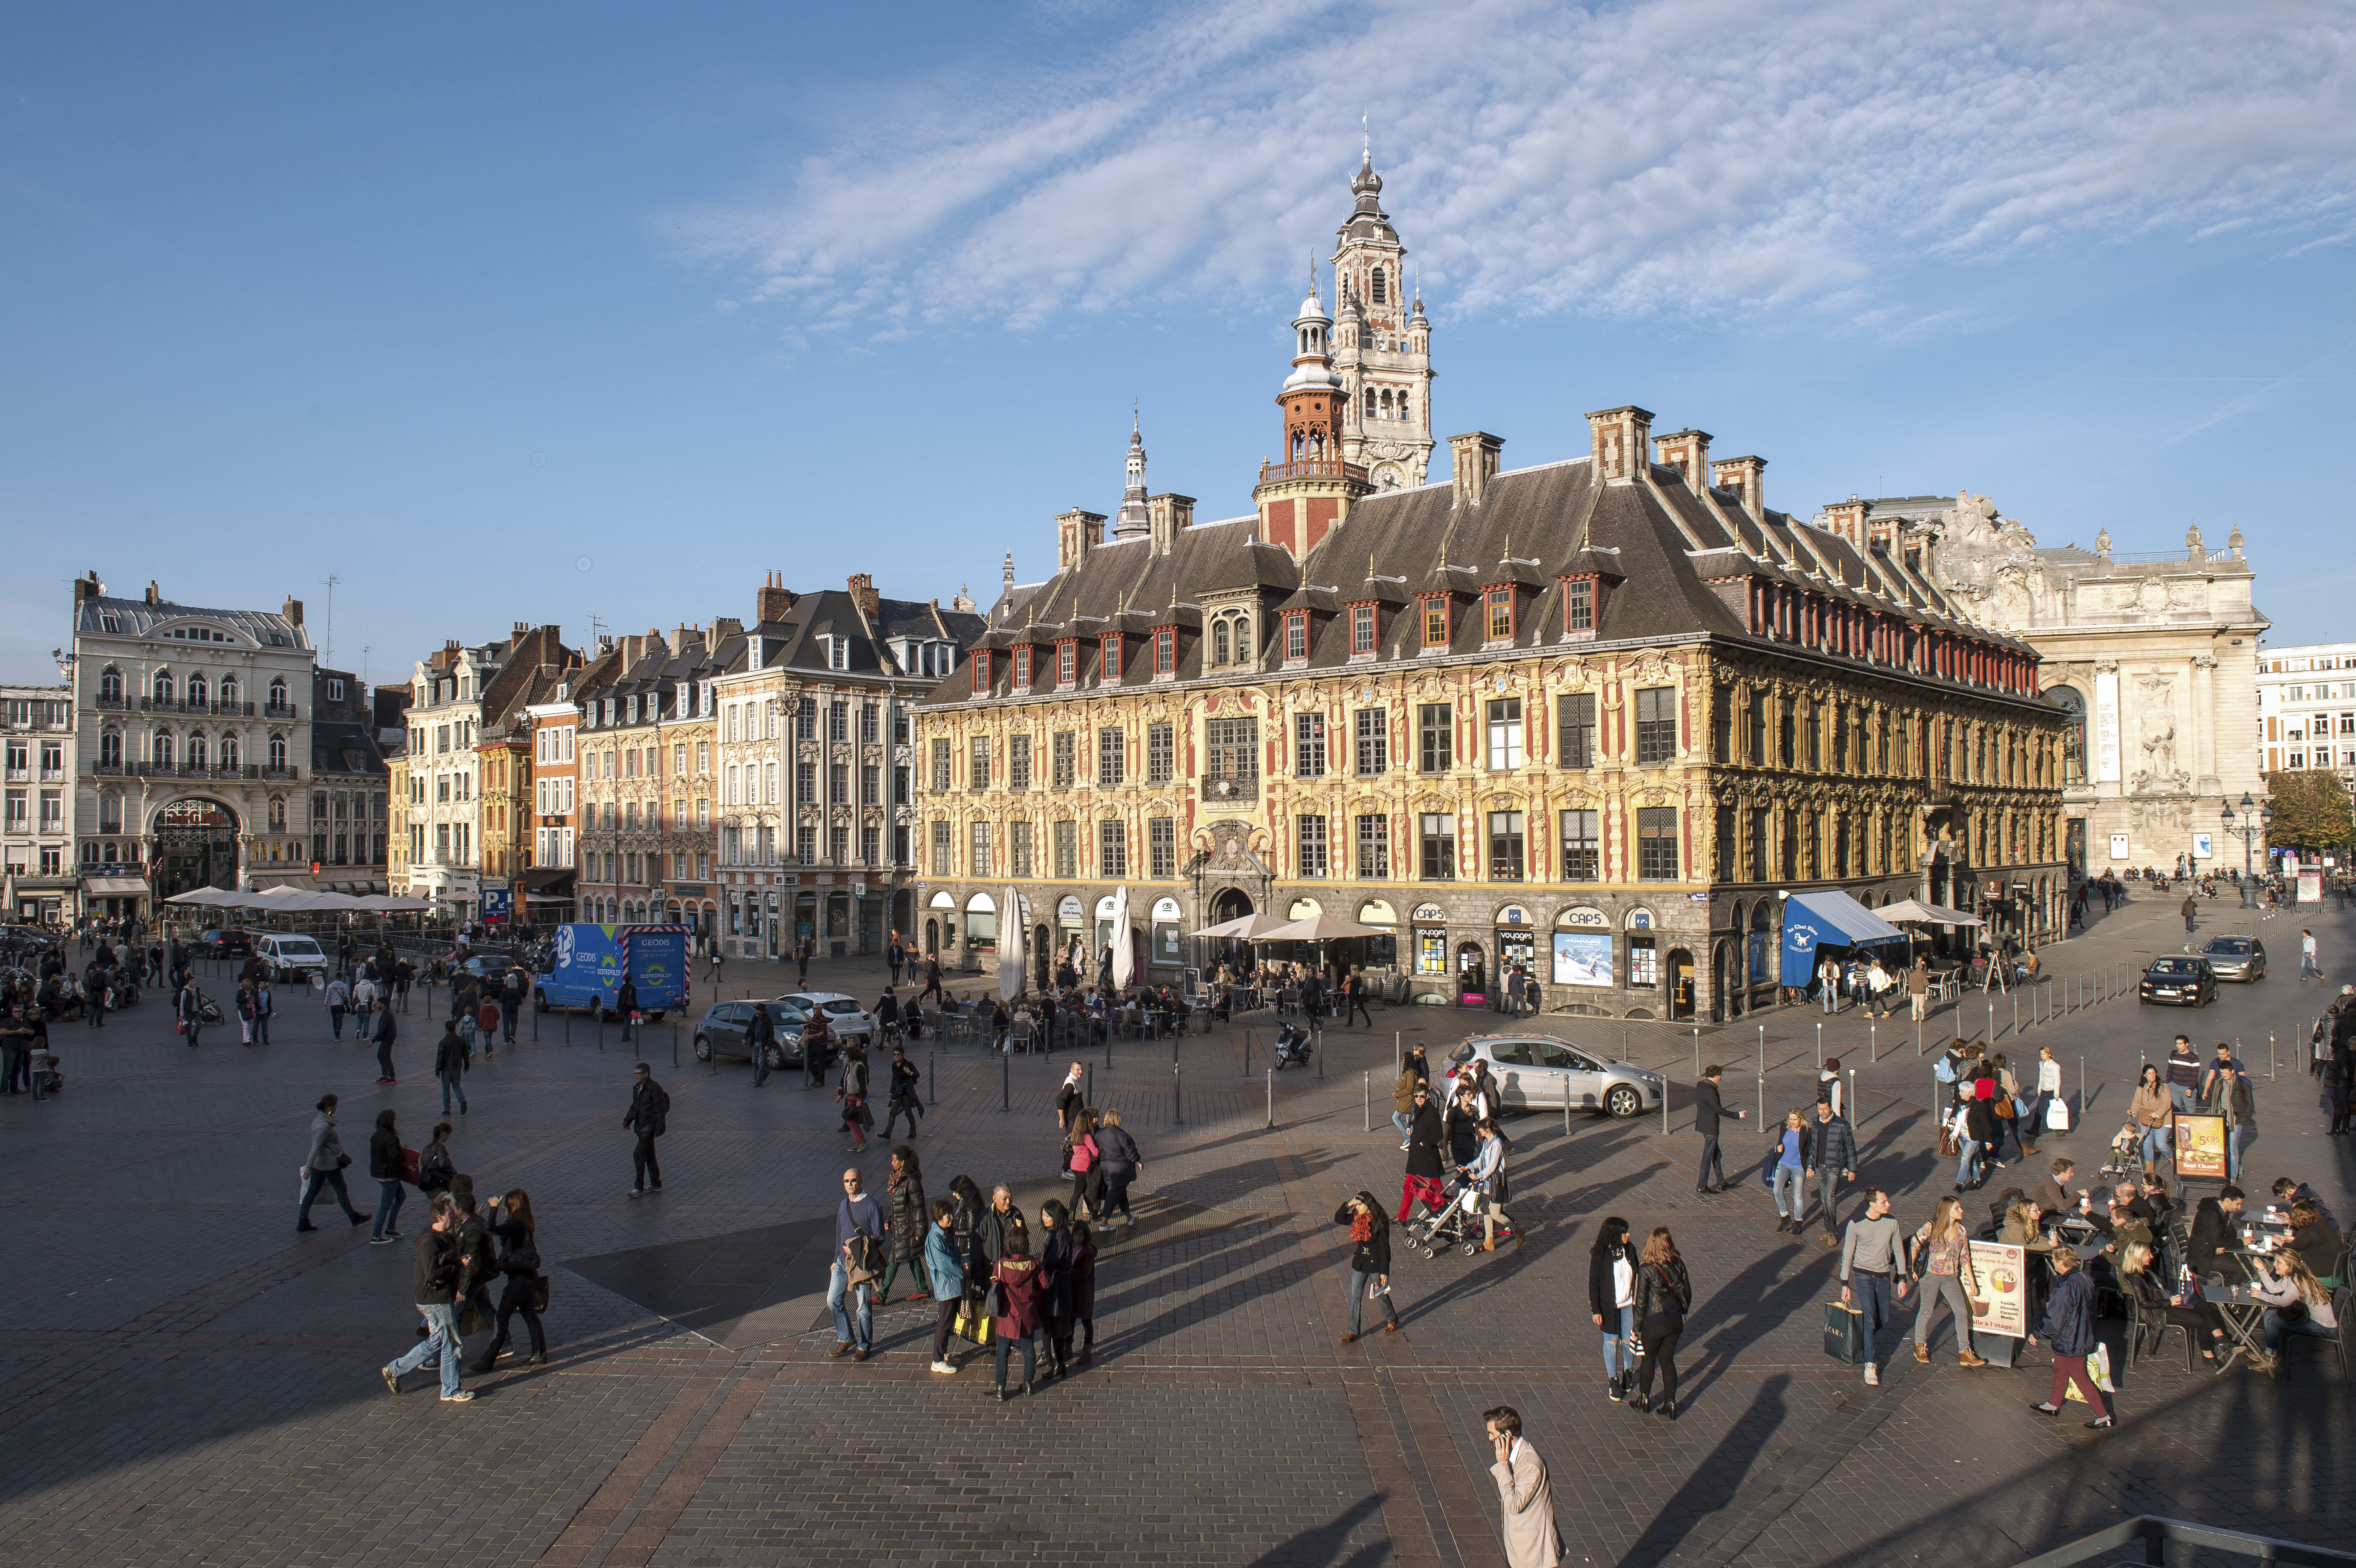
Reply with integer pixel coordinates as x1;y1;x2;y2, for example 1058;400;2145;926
4;0;2353;686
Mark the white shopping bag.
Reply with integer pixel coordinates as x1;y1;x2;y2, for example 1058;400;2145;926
2044;1098;2071;1133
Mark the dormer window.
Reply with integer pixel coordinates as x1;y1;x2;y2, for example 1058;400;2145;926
1484;588;1514;643
1101;633;1122;681
1208;609;1253;668
1058;641;1076;685
1351;605;1377;655
1014;647;1033;687
1284;613;1307;662
972;649;993;690
830;638;849;671
1566;579;1594;632
1421;596;1450;648
1154;628;1175;675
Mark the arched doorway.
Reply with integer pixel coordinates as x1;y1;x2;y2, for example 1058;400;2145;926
1211;887;1253;923
1668;948;1695;1021
1709;942;1729;1023
924;918;938;955
153;798;239;898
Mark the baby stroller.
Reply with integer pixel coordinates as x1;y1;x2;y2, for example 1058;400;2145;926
1404;1174;1514;1257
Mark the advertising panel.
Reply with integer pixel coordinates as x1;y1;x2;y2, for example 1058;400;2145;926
2172;1113;2229;1179
1965;1241;2027;1339
1552;930;1614;988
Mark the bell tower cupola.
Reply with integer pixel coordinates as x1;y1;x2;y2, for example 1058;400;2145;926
1253;262;1370;561
1331;134;1435;490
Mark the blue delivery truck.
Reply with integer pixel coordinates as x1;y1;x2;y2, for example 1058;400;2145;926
537;924;691;1019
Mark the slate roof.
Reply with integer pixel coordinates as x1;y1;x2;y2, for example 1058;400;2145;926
928;447;2037;705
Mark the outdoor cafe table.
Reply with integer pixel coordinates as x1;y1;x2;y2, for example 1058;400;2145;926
2205;1282;2274;1373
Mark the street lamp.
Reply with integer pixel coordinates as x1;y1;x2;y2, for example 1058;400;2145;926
2219;791;2271;907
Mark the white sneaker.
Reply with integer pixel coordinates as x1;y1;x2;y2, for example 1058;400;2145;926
1863;1362;1879;1385
930;1359;957;1374
440;1390;475;1403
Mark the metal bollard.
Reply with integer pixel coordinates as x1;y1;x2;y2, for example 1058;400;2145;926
1565;1088;1571;1137
930;1050;936;1105
2079;1055;2085;1122
2012;993;2018;1039
1693;1027;1701;1079
1816;1020;1823;1068
1002;1051;1010;1112
1317;1022;1325;1080
1173;1061;1183;1125
1661;1077;1669;1136
1757;1024;1765;1077
2270;1032;2276;1080
1363;1070;1370;1133
1757;1073;1764;1123
1265;1066;1275;1130
1242;1028;1253;1078
1870;1020;1877;1064
1985;997;1993;1043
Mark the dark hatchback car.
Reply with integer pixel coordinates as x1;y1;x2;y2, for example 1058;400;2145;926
692;1000;836;1070
2138;955;2218;1008
195;928;253;959
2198;935;2266;982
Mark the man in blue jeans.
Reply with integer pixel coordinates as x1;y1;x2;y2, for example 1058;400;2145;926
829;1166;883;1360
435;1019;470;1116
380;1195;471;1401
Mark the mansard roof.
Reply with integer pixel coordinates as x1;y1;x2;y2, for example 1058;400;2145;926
927;445;2036;706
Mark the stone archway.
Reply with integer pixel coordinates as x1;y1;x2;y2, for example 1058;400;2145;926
153;797;240;899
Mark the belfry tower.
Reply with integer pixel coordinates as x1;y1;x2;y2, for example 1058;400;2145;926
1329;143;1434;489
1252;265;1370;559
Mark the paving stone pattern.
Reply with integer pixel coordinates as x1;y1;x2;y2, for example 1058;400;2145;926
0;896;2347;1566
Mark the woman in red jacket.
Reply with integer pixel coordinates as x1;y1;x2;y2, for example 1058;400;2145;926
992;1231;1046;1400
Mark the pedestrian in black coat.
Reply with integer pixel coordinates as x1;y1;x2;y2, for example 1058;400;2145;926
1334;1191;1399;1341
877;1144;929;1302
1694;1067;1745;1191
1039;1199;1076;1376
624;1062;669;1197
1398;1085;1446;1222
470;1188;546;1370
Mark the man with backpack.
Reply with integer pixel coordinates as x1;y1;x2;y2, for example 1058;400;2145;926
829;1166;885;1361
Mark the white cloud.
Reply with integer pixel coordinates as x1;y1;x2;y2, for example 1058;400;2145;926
668;0;2356;334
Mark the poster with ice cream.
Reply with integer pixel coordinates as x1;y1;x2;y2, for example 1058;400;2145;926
1966;1241;2027;1339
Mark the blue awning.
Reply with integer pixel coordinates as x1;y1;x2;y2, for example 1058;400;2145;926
1780;890;1909;979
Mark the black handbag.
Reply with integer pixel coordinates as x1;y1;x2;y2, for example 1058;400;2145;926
531;1274;551;1313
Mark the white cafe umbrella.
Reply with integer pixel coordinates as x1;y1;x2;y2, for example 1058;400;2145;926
1187;910;1291;940
166;887;236;906
1256;913;1387;943
1877;898;1983;928
1000;884;1025;1002
1109;884;1135;989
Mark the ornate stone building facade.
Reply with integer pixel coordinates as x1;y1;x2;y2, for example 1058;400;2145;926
912;185;2068;1021
1840;493;2268;880
1329;150;1435;492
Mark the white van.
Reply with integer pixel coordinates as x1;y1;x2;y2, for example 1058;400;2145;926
254;933;329;983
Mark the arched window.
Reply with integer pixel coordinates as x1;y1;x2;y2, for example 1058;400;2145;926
1371;266;1387;303
99;666;123;704
268;678;287;711
220;675;237;706
99;730;121;766
153;671;174;705
1213;619;1231;666
152;731;173;767
269;734;288;770
188;673;208;708
1364;386;1376;417
2049;685;2087;785
269;796;286;829
1233;615;1254;661
188;734;208;769
1397;390;1410;423
220;734;240;768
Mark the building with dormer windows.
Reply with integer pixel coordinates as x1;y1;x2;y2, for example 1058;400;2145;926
908;160;2069;1023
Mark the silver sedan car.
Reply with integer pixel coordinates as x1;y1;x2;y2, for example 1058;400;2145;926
1446;1035;1666;1117
2198;935;2266;982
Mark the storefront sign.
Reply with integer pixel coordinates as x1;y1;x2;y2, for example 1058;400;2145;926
2172;1113;2229;1179
156;800;232;829
1624;907;1654;930
2108;834;2130;860
2192;834;2213;860
1496;905;1528;926
1058;895;1083;927
1411;902;1445;922
1556;905;1608;929
1965;1241;2028;1339
1552;931;1614;987
1414;925;1448;973
1151;897;1181;921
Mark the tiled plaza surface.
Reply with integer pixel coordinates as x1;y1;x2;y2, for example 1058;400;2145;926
2;890;2349;1566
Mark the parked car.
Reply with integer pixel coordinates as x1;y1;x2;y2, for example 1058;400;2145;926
2138;956;2217;1007
253;933;329;985
2198;935;2266;983
771;991;875;1047
195;928;253;959
1445;1035;1665;1117
693;1000;833;1069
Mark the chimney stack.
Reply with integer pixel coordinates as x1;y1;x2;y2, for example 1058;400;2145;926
755;570;795;623
145;581;160;606
1147;493;1196;555
1447;432;1505;509
1653;428;1712;494
846;572;881;618
1585;406;1654;485
1710;455;1767;522
1820;496;1870;553
74;571;102;608
1056;509;1106;571
283;596;303;626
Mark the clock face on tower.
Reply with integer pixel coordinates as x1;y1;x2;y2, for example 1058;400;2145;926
1375;465;1403;490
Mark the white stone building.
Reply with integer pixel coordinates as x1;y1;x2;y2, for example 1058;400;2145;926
2254;640;2356;785
65;573;318;921
3;680;75;924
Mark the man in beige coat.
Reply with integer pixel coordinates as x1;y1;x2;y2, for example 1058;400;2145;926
1484;1405;1562;1568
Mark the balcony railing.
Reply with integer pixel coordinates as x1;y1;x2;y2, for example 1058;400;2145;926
94;695;126;710
264;702;299;720
1201;773;1259;803
1257;458;1369;485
